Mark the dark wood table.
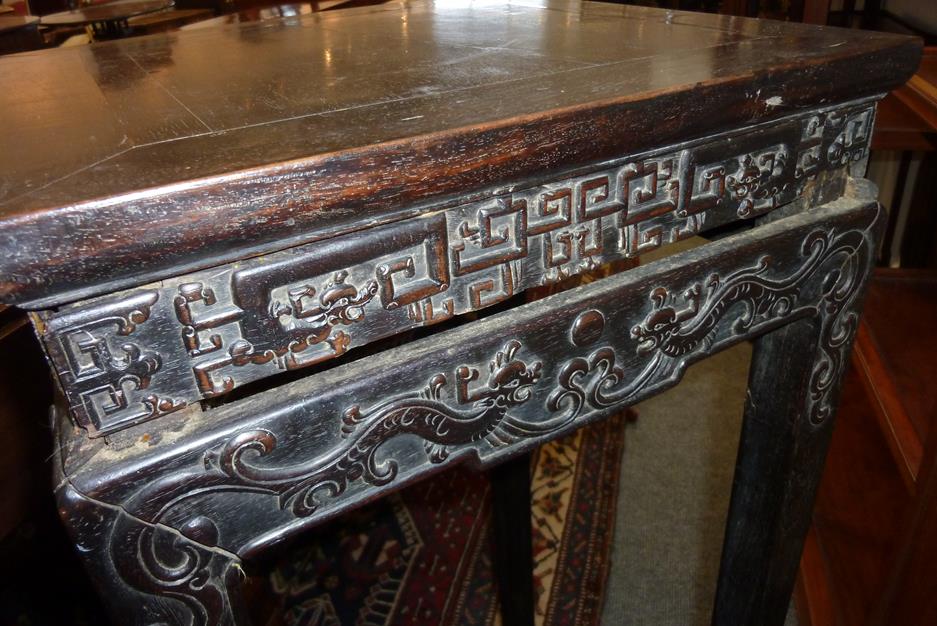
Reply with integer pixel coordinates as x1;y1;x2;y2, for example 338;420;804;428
0;15;39;33
0;2;921;625
178;3;318;30
0;14;39;30
177;1;392;33
0;14;37;30
40;0;174;38
0;14;40;54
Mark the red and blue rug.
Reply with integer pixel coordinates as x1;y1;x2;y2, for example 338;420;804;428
263;411;628;626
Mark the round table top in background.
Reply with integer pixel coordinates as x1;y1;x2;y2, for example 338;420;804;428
0;14;39;33
40;0;173;27
181;3;313;30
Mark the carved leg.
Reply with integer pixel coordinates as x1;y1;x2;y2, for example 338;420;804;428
55;478;250;626
490;452;536;626
711;196;881;625
712;317;860;625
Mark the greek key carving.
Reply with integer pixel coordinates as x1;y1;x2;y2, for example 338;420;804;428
827;107;873;166
39;100;877;436
453;197;529;274
42;291;186;436
175;283;229;357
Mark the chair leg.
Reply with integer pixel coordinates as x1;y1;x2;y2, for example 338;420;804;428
490;451;536;626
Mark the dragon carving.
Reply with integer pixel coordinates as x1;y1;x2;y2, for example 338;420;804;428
95;340;542;624
630;248;823;358
550;227;868;421
271;271;378;345
202;340;541;516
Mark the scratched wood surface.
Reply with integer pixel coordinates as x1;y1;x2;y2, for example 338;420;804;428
0;0;920;306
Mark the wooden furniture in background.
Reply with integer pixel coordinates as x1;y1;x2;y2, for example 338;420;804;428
890;47;937;269
0;305;52;541
795;270;937;626
40;0;174;38
894;46;937;133
0;3;921;625
866;47;937;270
126;7;212;33
0;14;39;53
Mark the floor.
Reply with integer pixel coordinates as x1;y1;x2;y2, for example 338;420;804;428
601;237;799;626
601;341;800;626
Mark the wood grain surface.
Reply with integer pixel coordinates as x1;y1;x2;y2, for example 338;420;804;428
0;0;921;306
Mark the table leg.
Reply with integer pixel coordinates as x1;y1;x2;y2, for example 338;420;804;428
712;313;865;625
90;18;132;41
55;463;251;626
490;452;536;626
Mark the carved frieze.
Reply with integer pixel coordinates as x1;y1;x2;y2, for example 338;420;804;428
58;194;879;625
36;100;876;436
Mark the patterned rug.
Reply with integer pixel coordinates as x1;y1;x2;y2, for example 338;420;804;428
263;411;629;626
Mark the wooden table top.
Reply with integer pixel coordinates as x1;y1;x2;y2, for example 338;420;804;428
0;0;921;307
40;0;174;27
0;14;38;32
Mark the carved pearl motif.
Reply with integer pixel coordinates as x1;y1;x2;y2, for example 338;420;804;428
570;309;605;347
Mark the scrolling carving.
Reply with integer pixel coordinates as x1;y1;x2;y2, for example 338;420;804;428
68;342;543;621
112;516;240;625
200;340;542;516
57;483;245;626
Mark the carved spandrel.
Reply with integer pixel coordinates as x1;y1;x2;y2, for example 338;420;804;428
38;100;878;437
